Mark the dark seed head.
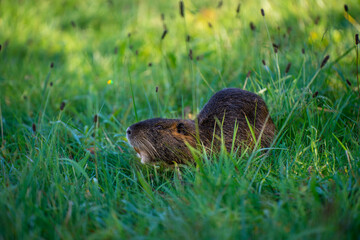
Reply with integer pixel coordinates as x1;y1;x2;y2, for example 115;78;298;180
346;79;352;86
161;13;165;21
128;33;131;38
60;101;66;111
32;123;36;133
344;4;348;12
285;63;292;74
179;1;184;17
161;29;168;40
217;1;223;8
236;3;241;14
314;16;320;25
50;82;53;87
129;45;133;49
250;22;256;31
261;8;265;16
320;55;330;68
196;55;203;61
189;49;193;60
94;114;98;123
208;22;212;28
246;70;251;78
23;95;27;100
114;47;118;54
262;59;266;66
287;27;292;35
0;44;2;52
135;50;138;55
312;91;318;98
148;62;152;67
186;35;190;42
355;34;359;45
50;62;54;68
302;48;305;54
272;43;279;53
71;21;76;28
156;86;159;93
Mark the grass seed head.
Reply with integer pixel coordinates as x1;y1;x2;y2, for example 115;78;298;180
344;4;349;12
285;62;292;74
0;44;2;52
355;34;359;45
217;1;223;8
208;22;212;28
148;62;152;67
262;59;266;66
161;13;165;21
186;35;190;42
250;22;256;31
320;55;330;68
302;48;305;54
50;82;53;87
272;43;279;53
287;27;292;35
50;62;54;68
32;123;36;133
314;16;320;25
179;1;184;17
313;91;318;98
346;79;352;86
94;114;98;123
261;8;265;16
236;4;240;14
161;29;168;40
156;86;159;93
60;101;66;111
246;70;251;78
114;47;118;54
189;49;193;60
71;21;76;28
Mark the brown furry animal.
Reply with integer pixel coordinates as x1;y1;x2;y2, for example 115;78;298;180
126;88;275;164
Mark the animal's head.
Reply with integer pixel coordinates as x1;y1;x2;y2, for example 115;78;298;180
126;118;197;164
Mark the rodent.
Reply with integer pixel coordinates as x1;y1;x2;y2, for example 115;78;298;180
126;88;275;164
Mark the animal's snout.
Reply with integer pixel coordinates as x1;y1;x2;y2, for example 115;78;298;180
126;127;132;135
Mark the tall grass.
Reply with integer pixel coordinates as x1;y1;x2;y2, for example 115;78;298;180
0;0;359;239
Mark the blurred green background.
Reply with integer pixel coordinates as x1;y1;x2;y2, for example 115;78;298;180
1;0;359;127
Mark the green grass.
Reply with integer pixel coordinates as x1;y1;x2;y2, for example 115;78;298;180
1;0;360;239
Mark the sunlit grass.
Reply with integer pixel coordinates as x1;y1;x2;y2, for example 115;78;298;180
0;0;359;239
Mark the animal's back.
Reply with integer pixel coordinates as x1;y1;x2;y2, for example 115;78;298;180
198;88;275;151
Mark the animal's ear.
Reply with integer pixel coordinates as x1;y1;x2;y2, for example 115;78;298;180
176;122;187;135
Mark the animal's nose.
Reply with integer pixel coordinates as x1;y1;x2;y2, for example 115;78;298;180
126;127;131;135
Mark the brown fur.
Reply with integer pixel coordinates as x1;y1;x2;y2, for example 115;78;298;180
126;88;275;164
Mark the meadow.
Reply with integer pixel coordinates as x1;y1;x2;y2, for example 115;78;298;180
1;0;360;239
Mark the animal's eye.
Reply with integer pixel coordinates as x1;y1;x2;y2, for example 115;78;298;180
176;123;186;134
